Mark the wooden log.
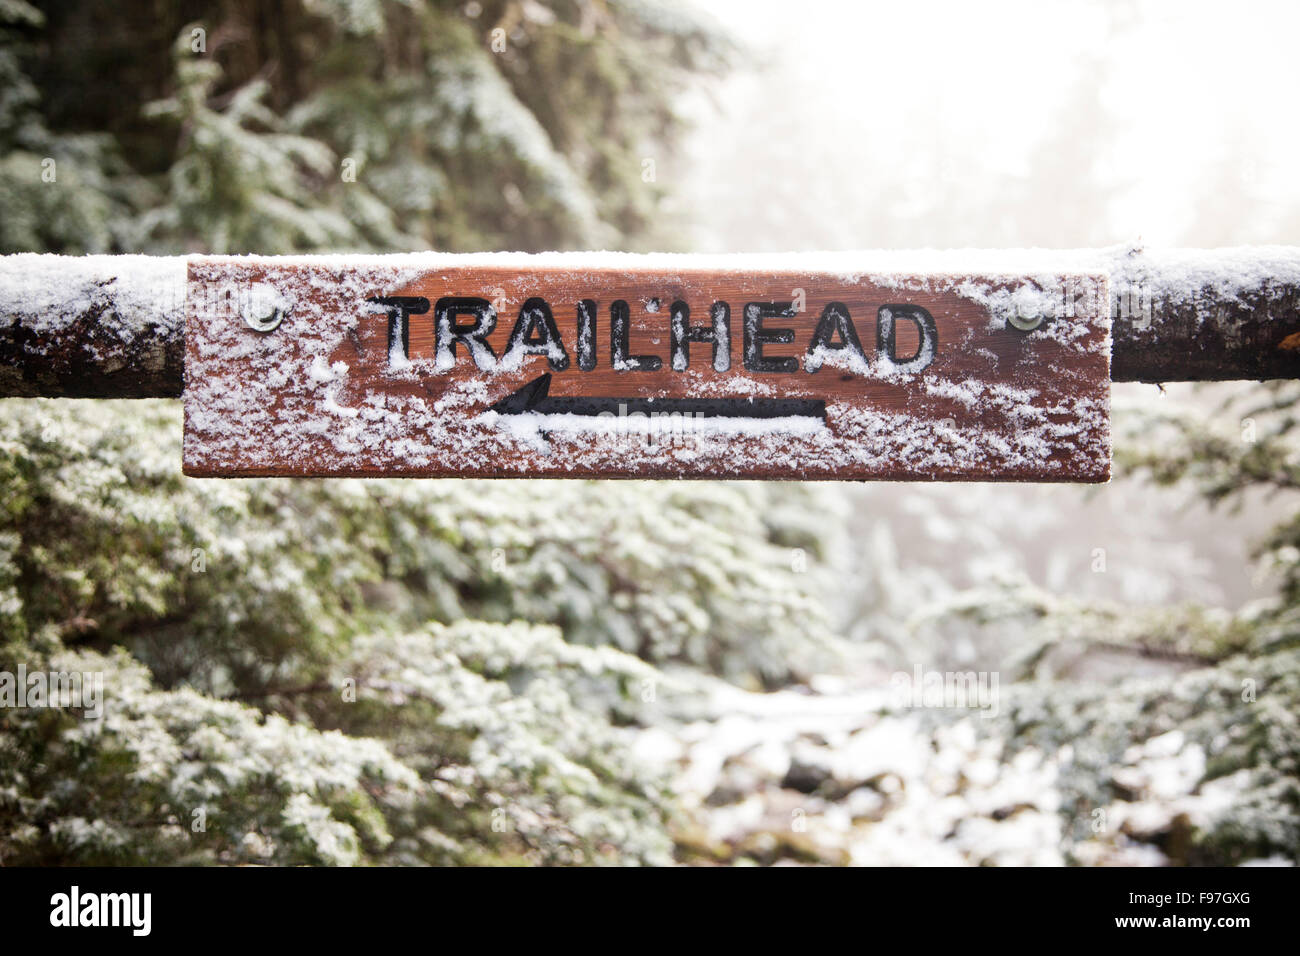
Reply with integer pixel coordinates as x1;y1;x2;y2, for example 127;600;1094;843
2;248;1300;397
0;255;186;398
1106;246;1300;382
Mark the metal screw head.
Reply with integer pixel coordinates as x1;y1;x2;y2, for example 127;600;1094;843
241;282;290;333
1007;310;1045;332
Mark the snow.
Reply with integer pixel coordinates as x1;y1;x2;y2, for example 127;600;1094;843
0;254;185;336
7;243;1300;333
639;675;1071;866
0;255;186;368
482;409;828;450
1103;244;1300;307
180;253;1115;480
9;245;1295;478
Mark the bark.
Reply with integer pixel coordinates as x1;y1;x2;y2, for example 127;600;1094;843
1108;246;1300;382
0;255;186;398
2;250;1299;397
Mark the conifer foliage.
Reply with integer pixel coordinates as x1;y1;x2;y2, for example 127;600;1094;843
0;0;730;255
0;0;792;865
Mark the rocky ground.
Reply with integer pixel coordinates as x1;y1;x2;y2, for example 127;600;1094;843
635;674;1295;867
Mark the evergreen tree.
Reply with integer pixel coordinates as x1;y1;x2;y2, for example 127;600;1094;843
4;0;1296;868
0;1;853;865
2;0;731;255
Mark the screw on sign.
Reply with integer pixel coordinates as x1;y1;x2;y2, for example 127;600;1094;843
182;253;1111;481
238;282;290;333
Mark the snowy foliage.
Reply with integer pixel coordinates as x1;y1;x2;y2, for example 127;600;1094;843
0;0;731;255
0;629;676;865
999;647;1300;864
3;0;1298;868
0;397;837;864
0;399;840;688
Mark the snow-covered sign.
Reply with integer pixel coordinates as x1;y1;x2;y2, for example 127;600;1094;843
182;254;1111;480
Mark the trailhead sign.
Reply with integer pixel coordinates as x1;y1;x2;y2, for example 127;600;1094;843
182;253;1111;481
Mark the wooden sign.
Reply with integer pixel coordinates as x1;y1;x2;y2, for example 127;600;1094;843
183;255;1111;481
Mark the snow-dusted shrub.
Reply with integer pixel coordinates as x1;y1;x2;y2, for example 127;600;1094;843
0;625;678;866
0;398;840;864
997;648;1300;864
0;399;839;688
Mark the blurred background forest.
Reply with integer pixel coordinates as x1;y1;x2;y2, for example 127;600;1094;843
1;0;1297;866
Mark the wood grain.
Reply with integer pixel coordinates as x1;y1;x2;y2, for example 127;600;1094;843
183;260;1111;481
12;250;1300;400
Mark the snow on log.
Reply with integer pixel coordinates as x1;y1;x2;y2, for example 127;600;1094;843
1;247;1299;397
0;254;186;398
1105;245;1300;382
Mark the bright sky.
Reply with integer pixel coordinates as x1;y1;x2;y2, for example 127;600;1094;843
679;0;1300;250
669;0;1291;609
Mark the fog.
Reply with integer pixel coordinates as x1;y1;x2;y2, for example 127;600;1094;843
673;0;1294;619
677;0;1300;250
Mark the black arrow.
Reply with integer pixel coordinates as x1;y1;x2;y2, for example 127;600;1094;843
488;374;826;420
